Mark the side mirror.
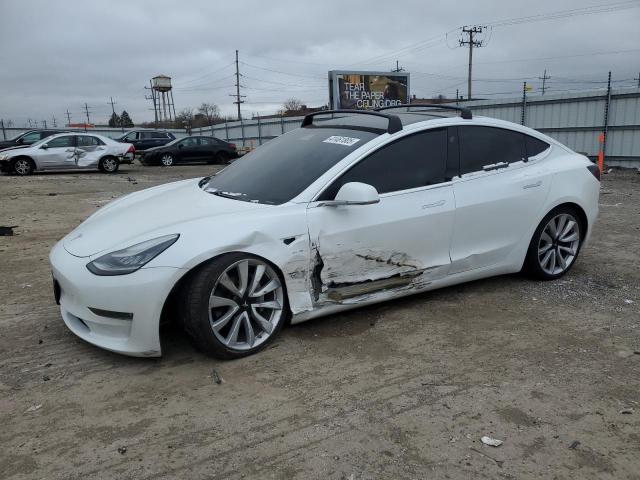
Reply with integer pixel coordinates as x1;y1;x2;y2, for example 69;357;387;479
318;182;380;207
41;144;49;150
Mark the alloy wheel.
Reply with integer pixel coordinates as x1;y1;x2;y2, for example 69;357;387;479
208;259;284;351
14;159;31;175
161;154;174;166
102;158;117;172
537;213;580;275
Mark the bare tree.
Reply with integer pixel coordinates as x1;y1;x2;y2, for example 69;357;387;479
283;98;303;112
197;102;221;126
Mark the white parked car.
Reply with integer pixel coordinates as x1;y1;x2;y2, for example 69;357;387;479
0;133;135;175
50;106;600;359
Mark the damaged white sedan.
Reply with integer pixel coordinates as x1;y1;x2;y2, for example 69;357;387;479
50;106;600;359
0;133;134;175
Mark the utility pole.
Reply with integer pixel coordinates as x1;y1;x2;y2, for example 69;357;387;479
42;120;47;129
144;81;159;127
83;103;91;125
635;72;640;89
521;82;528;125
391;60;404;72
108;96;117;116
539;69;551;95
65;109;72;126
51;116;57;128
456;88;459;105
230;49;246;121
459;25;485;100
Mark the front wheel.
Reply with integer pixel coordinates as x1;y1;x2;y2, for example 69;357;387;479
13;158;34;175
524;207;583;280
181;254;288;359
99;157;119;173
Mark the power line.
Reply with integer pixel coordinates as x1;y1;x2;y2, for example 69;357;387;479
459;25;485;100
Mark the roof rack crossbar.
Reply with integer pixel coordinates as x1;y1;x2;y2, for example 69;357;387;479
375;103;472;120
300;109;403;134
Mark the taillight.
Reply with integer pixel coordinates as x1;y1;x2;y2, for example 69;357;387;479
127;144;135;154
229;143;236;150
587;164;600;181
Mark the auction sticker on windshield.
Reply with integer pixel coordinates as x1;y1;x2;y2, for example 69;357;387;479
323;136;361;147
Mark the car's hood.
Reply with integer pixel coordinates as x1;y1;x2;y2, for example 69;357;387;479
63;178;269;257
0;144;30;153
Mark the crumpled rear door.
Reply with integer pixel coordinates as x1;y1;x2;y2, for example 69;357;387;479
74;135;106;168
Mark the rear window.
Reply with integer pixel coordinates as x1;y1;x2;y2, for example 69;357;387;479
526;135;551;158
204;127;377;204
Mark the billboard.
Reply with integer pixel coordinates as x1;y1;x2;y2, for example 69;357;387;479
328;70;410;110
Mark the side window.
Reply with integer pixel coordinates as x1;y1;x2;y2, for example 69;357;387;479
458;126;526;175
200;137;212;146
125;132;138;141
179;137;198;147
151;131;167;139
140;132;156;140
47;136;75;148
21;132;41;143
525;135;550;158
319;128;448;200
77;136;103;147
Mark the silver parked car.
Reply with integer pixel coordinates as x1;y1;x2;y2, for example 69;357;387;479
0;133;135;175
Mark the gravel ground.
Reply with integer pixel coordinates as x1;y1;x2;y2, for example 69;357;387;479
0;164;639;480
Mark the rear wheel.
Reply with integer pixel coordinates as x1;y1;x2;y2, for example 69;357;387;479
525;207;583;280
181;254;288;359
13;157;34;175
99;156;119;173
215;151;230;164
160;154;174;166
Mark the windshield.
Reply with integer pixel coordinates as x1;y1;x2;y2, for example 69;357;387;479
203;127;378;204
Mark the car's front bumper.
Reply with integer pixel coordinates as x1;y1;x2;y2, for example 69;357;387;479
50;240;183;357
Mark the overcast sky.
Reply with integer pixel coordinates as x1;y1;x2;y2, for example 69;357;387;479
1;0;639;127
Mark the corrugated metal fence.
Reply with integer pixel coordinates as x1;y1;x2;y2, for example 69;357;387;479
192;87;640;167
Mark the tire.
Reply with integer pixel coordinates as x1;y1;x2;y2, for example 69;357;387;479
12;157;34;176
524;206;584;280
215;151;230;164
160;154;174;166
99;156;120;173
180;253;288;359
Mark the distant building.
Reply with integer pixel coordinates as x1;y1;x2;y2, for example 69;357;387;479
410;94;461;105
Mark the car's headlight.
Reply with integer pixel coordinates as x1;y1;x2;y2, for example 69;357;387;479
86;234;179;276
0;154;9;161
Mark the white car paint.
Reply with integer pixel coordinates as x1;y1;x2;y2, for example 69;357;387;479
49;114;600;357
0;133;133;171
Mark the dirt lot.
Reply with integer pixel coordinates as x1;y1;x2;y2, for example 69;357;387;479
0;164;639;480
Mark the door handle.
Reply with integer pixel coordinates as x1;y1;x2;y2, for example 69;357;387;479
523;180;542;189
422;200;446;209
482;161;509;171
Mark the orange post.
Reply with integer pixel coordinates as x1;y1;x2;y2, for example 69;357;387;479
597;133;605;172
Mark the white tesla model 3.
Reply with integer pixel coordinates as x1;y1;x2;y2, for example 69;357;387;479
50;106;600;359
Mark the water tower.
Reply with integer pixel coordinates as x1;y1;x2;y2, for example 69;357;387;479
150;75;176;124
